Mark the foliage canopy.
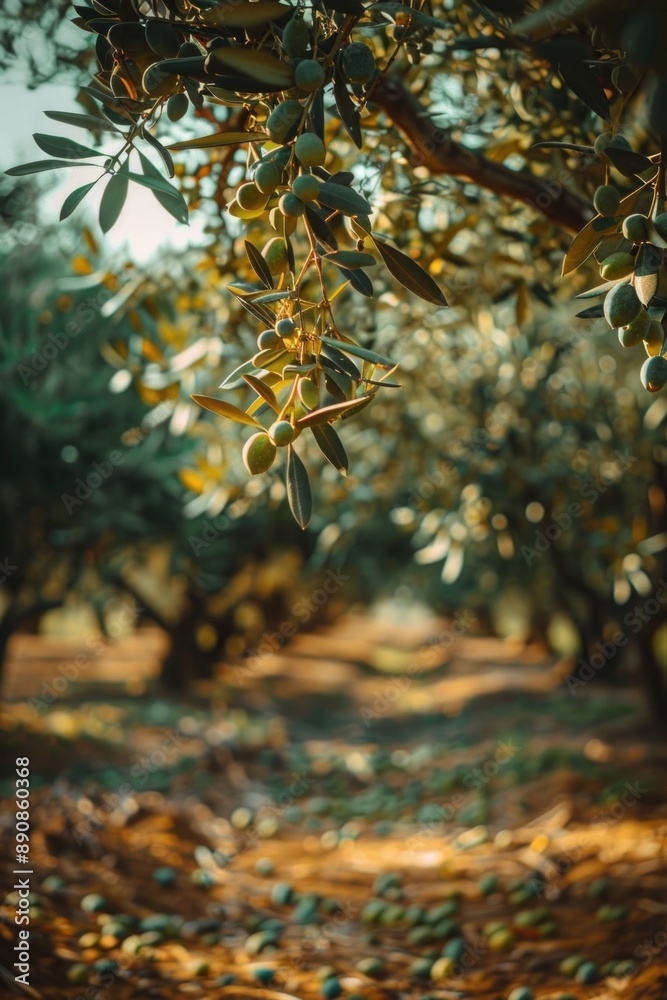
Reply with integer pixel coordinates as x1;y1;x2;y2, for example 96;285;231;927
8;0;667;525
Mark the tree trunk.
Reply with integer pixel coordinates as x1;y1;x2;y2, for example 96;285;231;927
372;75;592;233
628;615;667;728
159;612;217;691
0;608;16;699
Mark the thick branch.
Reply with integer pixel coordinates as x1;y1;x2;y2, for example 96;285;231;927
373;76;592;234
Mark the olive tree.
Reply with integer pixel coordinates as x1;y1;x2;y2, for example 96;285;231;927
11;0;667;525
7;0;667;709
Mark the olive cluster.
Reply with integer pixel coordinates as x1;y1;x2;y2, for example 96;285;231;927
228;30;377;229
595;189;667;392
243;318;321;475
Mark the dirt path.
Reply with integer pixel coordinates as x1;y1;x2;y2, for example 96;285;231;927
1;615;666;999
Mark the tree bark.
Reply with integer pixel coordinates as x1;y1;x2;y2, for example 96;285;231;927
372;75;592;233
636;616;667;727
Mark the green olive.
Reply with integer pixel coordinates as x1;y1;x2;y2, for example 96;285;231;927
603;282;642;328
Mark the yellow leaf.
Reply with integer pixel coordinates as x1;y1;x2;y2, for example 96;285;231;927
191;394;264;428
179;469;207;494
71;255;94;276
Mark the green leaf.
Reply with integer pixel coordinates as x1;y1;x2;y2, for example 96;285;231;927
245;240;274;290
562;218;615;275
532;141;594;154
200;1;293;28
250;290;291;304
320;342;362;380
604;145;653;178
33;133;105;160
574;280;619;300
206;46;293;88
365;232;449;306
324;0;365;13
80;85;137;121
243;373;280;413
220;359;263;390
333;69;362;149
320;334;395;368
252;347;297;374
324;250;376;269
322;364;352;401
99;169;128;233
305;204;338;251
167;130;263;151
44;110;121;133
191;394;263;427
141;127;175;178
60;182;96;221
130;163;189;224
286;445;312;529
337;264;374;298
311;423;348;476
557;60;610;122
227;288;276;328
5;159;97;176
296;394;374;428
317;181;372;217
368;0;447;29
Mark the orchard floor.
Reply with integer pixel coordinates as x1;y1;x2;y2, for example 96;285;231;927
1;610;667;999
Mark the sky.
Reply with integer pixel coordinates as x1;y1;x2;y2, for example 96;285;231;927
1;81;203;264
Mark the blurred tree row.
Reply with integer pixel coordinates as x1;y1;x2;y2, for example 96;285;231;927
0;177;314;690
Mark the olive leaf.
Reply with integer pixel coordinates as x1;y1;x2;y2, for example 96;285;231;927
141;127;175;178
363;232;448;306
252;347;298;374
99;166;129;233
33;133;105;159
304;205;338;251
320;334;395;368
296;395;374;428
562;217;617;275
604;145;653;178
130;162;189;224
320;342;362;380
220;359;263;390
335;263;374;298
311;423;349;476
249;291;292;305
44;109;121;133
242;373;280;413
200;1;292;28
227;288;276;327
333;69;362;149
575;305;605;319
574;280;620;300
324;251;376;269
167;131;263;151
557;61;610;123
60;182;97;221
206;46;293;88
323;0;365;14
368;0;447;29
244;240;274;290
317;182;373;217
286;445;312;530
6;159;97;176
191;394;263;427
